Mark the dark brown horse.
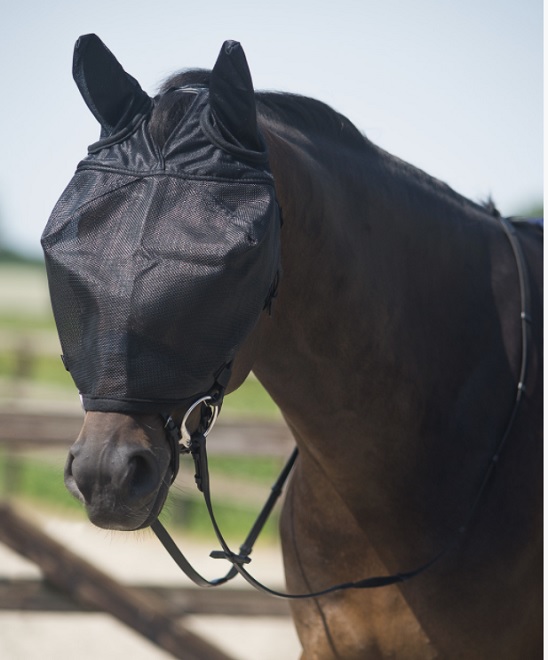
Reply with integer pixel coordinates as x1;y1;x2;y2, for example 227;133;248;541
44;36;542;658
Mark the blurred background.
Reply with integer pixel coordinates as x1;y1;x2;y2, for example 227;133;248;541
0;0;543;260
0;1;542;658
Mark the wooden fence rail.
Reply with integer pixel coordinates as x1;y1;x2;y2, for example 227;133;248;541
0;410;294;456
0;579;290;618
0;503;237;660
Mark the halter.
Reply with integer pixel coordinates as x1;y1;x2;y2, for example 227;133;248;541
152;214;534;598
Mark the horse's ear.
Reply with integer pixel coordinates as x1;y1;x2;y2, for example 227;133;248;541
72;34;151;134
209;41;262;152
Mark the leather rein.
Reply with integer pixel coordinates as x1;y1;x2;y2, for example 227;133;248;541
152;214;533;599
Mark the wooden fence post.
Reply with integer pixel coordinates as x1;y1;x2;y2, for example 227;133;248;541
0;503;235;660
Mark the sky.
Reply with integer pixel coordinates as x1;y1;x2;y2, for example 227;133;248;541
0;0;543;257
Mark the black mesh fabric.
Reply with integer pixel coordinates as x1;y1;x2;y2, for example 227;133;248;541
42;89;280;413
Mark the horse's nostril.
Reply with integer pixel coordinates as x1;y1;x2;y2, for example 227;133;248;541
64;451;86;503
127;452;159;498
65;451;74;477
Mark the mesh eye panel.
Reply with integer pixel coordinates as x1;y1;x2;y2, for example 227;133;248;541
42;91;280;412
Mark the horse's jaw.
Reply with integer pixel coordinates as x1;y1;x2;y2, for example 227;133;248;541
64;412;173;531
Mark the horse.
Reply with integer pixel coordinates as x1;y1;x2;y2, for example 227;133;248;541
42;35;543;658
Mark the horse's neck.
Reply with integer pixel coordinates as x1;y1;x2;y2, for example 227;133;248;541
254;126;518;551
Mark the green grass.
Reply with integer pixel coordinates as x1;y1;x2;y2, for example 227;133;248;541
0;312;57;332
161;490;280;542
206;455;286;482
0;351;73;388
0;451;284;540
0;451;84;516
169;455;285;540
222;376;279;419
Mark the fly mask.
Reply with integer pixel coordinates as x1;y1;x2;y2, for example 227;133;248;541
41;35;281;414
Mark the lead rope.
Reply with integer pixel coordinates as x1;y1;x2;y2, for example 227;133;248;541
152;215;532;598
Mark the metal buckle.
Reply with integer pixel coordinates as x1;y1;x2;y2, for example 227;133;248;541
181;395;219;444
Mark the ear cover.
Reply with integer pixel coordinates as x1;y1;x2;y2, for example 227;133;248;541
73;34;151;135
209;40;262;152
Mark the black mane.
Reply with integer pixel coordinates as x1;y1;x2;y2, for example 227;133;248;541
255;92;369;150
151;69;497;216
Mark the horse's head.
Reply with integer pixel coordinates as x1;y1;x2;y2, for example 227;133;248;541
42;35;280;530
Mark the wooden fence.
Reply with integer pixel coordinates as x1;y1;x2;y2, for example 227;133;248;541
0;409;295;455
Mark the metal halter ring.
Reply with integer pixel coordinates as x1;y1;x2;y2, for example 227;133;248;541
181;395;220;443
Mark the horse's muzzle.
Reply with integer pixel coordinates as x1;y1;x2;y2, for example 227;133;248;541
64;412;173;531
